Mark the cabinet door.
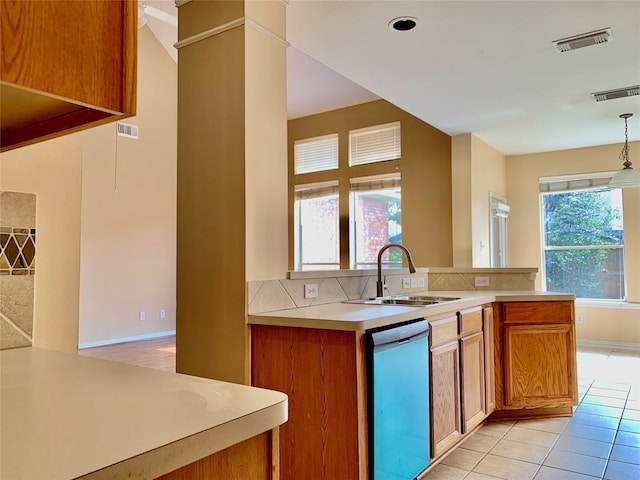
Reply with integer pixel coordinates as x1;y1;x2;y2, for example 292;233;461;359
483;306;495;415
503;324;577;408
460;331;485;433
430;341;461;458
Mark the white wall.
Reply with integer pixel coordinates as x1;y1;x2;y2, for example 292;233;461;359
507;142;640;345
0;135;83;353
452;134;507;267
78;26;177;346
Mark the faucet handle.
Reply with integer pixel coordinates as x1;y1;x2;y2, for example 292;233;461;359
382;276;390;295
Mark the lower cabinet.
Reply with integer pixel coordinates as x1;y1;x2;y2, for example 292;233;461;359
250;299;576;476
430;337;462;458
156;430;279;480
428;306;492;460
460;331;485;433
492;301;578;419
251;325;367;480
483;306;496;416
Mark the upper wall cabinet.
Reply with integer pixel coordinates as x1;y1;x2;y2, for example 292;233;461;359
0;0;137;152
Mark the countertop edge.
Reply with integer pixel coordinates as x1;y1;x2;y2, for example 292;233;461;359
80;399;288;480
249;291;575;331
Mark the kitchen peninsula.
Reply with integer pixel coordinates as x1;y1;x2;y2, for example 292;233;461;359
250;288;577;480
0;347;287;480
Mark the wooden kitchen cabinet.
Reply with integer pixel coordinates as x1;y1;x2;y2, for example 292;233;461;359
0;0;137;152
492;301;578;419
429;314;462;458
157;429;279;480
459;308;486;436
483;306;496;415
430;338;462;457
251;325;368;480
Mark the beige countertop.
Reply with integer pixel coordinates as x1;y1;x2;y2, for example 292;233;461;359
249;290;575;331
0;347;288;480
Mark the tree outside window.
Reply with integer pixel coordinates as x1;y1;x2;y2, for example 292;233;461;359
541;188;625;300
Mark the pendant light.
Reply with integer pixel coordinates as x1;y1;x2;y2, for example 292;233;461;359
609;113;640;188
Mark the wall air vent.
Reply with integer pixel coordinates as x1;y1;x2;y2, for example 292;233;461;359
591;86;640;102
552;27;612;52
116;122;139;139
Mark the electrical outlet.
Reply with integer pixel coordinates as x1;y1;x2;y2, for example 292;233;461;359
410;277;419;288
402;277;411;289
474;276;490;287
139;311;146;321
160;309;166;319
304;283;318;299
417;277;425;288
576;314;584;324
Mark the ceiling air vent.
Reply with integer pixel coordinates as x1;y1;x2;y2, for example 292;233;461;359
591;86;640;102
552;27;612;52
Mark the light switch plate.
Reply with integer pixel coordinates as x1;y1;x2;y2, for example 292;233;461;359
411;277;419;288
402;277;411;289
474;276;490;287
417;277;425;288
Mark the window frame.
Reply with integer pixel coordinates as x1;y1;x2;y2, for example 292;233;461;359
539;174;626;301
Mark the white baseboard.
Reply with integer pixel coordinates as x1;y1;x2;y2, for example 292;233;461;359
78;330;176;349
577;339;640;352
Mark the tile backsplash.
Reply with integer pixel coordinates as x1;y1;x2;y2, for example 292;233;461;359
248;268;536;315
0;191;36;349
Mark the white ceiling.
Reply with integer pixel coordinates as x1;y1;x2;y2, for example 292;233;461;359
141;0;640;156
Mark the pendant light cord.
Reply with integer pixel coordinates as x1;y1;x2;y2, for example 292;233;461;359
620;114;632;169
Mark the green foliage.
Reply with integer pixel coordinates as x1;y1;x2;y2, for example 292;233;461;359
543;189;624;299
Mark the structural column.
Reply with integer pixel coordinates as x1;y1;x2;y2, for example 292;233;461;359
175;0;288;384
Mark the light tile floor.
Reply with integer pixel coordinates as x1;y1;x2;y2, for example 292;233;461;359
421;347;640;480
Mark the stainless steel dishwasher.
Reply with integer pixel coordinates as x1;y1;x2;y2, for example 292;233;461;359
367;319;431;480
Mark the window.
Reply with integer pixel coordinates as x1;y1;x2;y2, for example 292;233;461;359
490;192;509;267
540;174;625;300
350;176;402;269
292;122;403;271
294;134;338;174
294;182;339;270
349;122;401;166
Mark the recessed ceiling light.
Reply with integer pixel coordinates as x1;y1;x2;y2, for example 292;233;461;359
389;17;419;32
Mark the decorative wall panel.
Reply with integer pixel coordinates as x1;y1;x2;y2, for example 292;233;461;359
0;191;36;349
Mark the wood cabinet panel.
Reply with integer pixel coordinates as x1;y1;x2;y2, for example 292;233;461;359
460;331;485;433
502;301;573;324
430;315;458;347
504;324;577;408
483;306;496;416
0;0;137;151
430;340;461;458
251;325;366;480
156;430;277;480
459;307;482;336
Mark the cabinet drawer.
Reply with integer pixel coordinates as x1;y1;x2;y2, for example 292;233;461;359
459;307;482;336
503;301;573;325
430;316;458;347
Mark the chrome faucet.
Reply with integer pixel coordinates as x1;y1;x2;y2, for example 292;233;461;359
376;243;417;297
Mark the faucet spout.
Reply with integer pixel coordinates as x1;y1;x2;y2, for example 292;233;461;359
376;243;417;297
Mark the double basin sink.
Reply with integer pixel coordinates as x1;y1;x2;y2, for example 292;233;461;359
343;295;461;307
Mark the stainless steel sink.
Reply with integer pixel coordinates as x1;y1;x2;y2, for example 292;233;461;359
343;295;461;306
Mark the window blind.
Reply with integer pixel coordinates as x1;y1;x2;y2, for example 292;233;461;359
350;174;401;192
294;134;339;175
539;172;616;193
349;122;401;166
294;182;339;200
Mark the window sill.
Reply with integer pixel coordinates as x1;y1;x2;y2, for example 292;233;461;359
575;299;640;309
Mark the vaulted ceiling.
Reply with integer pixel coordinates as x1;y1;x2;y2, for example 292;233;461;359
142;0;640;156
